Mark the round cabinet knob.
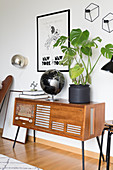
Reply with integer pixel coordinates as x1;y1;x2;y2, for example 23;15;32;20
15;117;19;120
29;119;32;123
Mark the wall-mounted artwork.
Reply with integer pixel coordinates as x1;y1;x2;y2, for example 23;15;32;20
85;3;99;22
37;9;70;72
102;13;113;33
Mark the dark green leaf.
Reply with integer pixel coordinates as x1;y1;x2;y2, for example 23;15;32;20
81;47;92;56
93;42;98;48
82;40;95;48
61;46;77;56
61;46;68;53
68;47;77;56
101;44;113;59
92;36;102;43
70;29;89;46
92;37;102;48
53;36;67;47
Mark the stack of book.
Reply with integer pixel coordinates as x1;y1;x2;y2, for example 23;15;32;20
19;90;48;99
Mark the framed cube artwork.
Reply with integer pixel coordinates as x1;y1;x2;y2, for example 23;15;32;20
37;9;70;72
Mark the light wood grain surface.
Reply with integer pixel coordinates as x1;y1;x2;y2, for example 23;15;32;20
0;131;111;170
13;98;105;141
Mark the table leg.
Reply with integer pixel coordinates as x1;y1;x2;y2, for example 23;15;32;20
13;126;20;149
96;136;104;162
98;129;104;170
106;128;111;162
34;130;35;142
82;141;85;170
106;129;111;170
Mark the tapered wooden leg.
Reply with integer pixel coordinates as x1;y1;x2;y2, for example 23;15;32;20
82;141;85;170
13;126;20;149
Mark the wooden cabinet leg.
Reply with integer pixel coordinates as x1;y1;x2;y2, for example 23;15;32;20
82;141;85;170
13;126;20;149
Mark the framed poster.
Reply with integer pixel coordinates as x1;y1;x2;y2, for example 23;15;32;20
37;9;70;72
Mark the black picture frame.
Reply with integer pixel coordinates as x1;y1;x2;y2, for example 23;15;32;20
37;9;70;72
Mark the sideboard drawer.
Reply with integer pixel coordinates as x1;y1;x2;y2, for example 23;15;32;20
51;105;84;124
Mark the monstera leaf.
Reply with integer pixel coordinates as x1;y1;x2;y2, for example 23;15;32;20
53;36;67;47
70;29;89;46
61;46;77;56
101;44;113;59
82;40;95;48
92;36;102;43
81;46;92;56
69;64;84;80
59;54;74;67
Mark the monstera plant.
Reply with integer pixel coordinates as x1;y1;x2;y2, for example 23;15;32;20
53;28;113;103
53;28;113;85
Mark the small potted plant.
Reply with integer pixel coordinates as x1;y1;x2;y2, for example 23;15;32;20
53;28;113;103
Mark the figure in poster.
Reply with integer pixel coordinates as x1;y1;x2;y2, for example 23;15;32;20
45;25;60;50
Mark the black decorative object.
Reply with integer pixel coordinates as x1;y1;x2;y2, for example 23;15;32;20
102;13;113;33
30;81;38;91
101;56;113;73
40;69;65;101
85;3;99;22
37;9;70;72
69;84;90;104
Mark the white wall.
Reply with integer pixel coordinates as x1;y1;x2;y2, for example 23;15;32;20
0;0;113;156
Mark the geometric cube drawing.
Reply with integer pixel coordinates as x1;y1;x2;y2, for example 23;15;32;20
102;13;113;33
85;3;99;22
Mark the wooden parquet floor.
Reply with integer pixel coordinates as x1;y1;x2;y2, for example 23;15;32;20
0;134;112;170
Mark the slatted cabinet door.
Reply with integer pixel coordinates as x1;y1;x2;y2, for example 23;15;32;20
35;104;51;129
50;104;84;140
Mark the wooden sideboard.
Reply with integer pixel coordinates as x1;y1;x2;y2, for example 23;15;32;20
13;98;105;170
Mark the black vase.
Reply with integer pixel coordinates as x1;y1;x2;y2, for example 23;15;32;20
69;84;90;104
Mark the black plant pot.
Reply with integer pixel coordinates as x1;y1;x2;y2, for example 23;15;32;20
69;84;90;104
